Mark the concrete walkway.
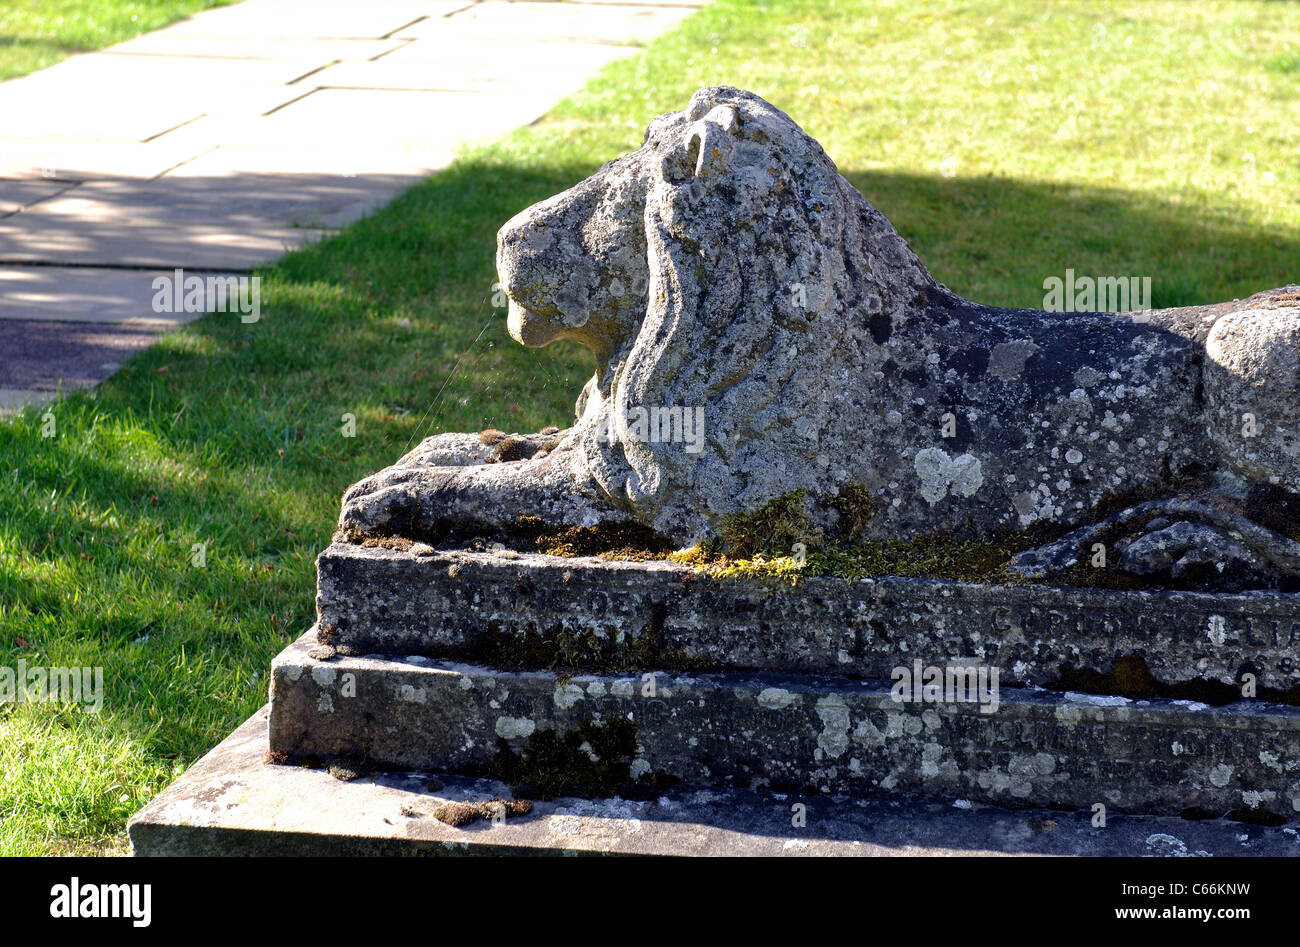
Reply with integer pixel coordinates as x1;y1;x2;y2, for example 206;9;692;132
0;0;704;416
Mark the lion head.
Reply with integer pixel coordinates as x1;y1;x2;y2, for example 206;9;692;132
497;86;938;543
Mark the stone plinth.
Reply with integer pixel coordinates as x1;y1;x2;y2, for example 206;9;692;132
128;706;1300;857
269;627;1300;822
317;542;1300;693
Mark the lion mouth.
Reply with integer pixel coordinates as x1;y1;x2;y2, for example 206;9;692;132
507;299;562;348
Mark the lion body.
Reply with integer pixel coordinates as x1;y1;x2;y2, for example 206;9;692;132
342;87;1300;553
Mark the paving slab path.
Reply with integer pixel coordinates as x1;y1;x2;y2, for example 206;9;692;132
0;0;705;416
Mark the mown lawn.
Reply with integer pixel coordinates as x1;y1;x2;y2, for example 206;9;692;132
1;0;1297;854
0;0;237;80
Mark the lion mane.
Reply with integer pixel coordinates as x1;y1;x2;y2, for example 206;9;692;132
510;86;937;543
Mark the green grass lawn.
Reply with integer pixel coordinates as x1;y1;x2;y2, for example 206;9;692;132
0;0;236;80
1;0;1297;855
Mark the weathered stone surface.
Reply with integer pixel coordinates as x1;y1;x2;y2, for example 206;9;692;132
1206;304;1300;492
317;542;1300;692
1118;521;1265;582
270;628;1300;820
338;86;1300;568
130;706;1300;856
1010;496;1300;587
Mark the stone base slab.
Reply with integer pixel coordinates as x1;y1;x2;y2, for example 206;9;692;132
269;629;1300;821
129;706;1300;856
316;542;1300;694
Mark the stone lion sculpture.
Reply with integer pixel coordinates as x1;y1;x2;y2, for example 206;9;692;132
340;86;1300;582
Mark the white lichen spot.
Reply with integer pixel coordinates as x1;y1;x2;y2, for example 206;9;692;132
1055;704;1083;726
815;695;851;758
553;682;585;710
311;666;336;688
851;717;885;748
398;684;426;704
1008;753;1056;778
920;742;947;776
495;716;536;740
757;687;801;710
1209;763;1234;787
1064;691;1130;706
950;453;983;497
1207;615;1227;646
548;815;582;836
1144;833;1188;856
915;447;954;504
1241;789;1276;808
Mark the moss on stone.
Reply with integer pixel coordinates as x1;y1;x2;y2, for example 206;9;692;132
335;526;415;552
488;717;677;801
338;475;1300;592
831;481;877;542
464;622;653;673
669;545;808;584
806;534;1021;584
673;532;1021;586
514;516;675;560
432;798;533;827
487;436;533;463
718;488;821;558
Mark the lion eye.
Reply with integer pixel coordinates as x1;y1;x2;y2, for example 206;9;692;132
660;144;697;184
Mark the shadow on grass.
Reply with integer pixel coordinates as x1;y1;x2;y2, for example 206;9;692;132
840;167;1298;310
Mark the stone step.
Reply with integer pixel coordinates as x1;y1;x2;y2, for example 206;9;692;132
316;541;1300;693
128;706;1300;856
269;628;1300;822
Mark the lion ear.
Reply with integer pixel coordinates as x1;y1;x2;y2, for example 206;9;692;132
663;105;743;182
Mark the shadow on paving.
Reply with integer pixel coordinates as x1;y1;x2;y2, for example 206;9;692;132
0;318;162;389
